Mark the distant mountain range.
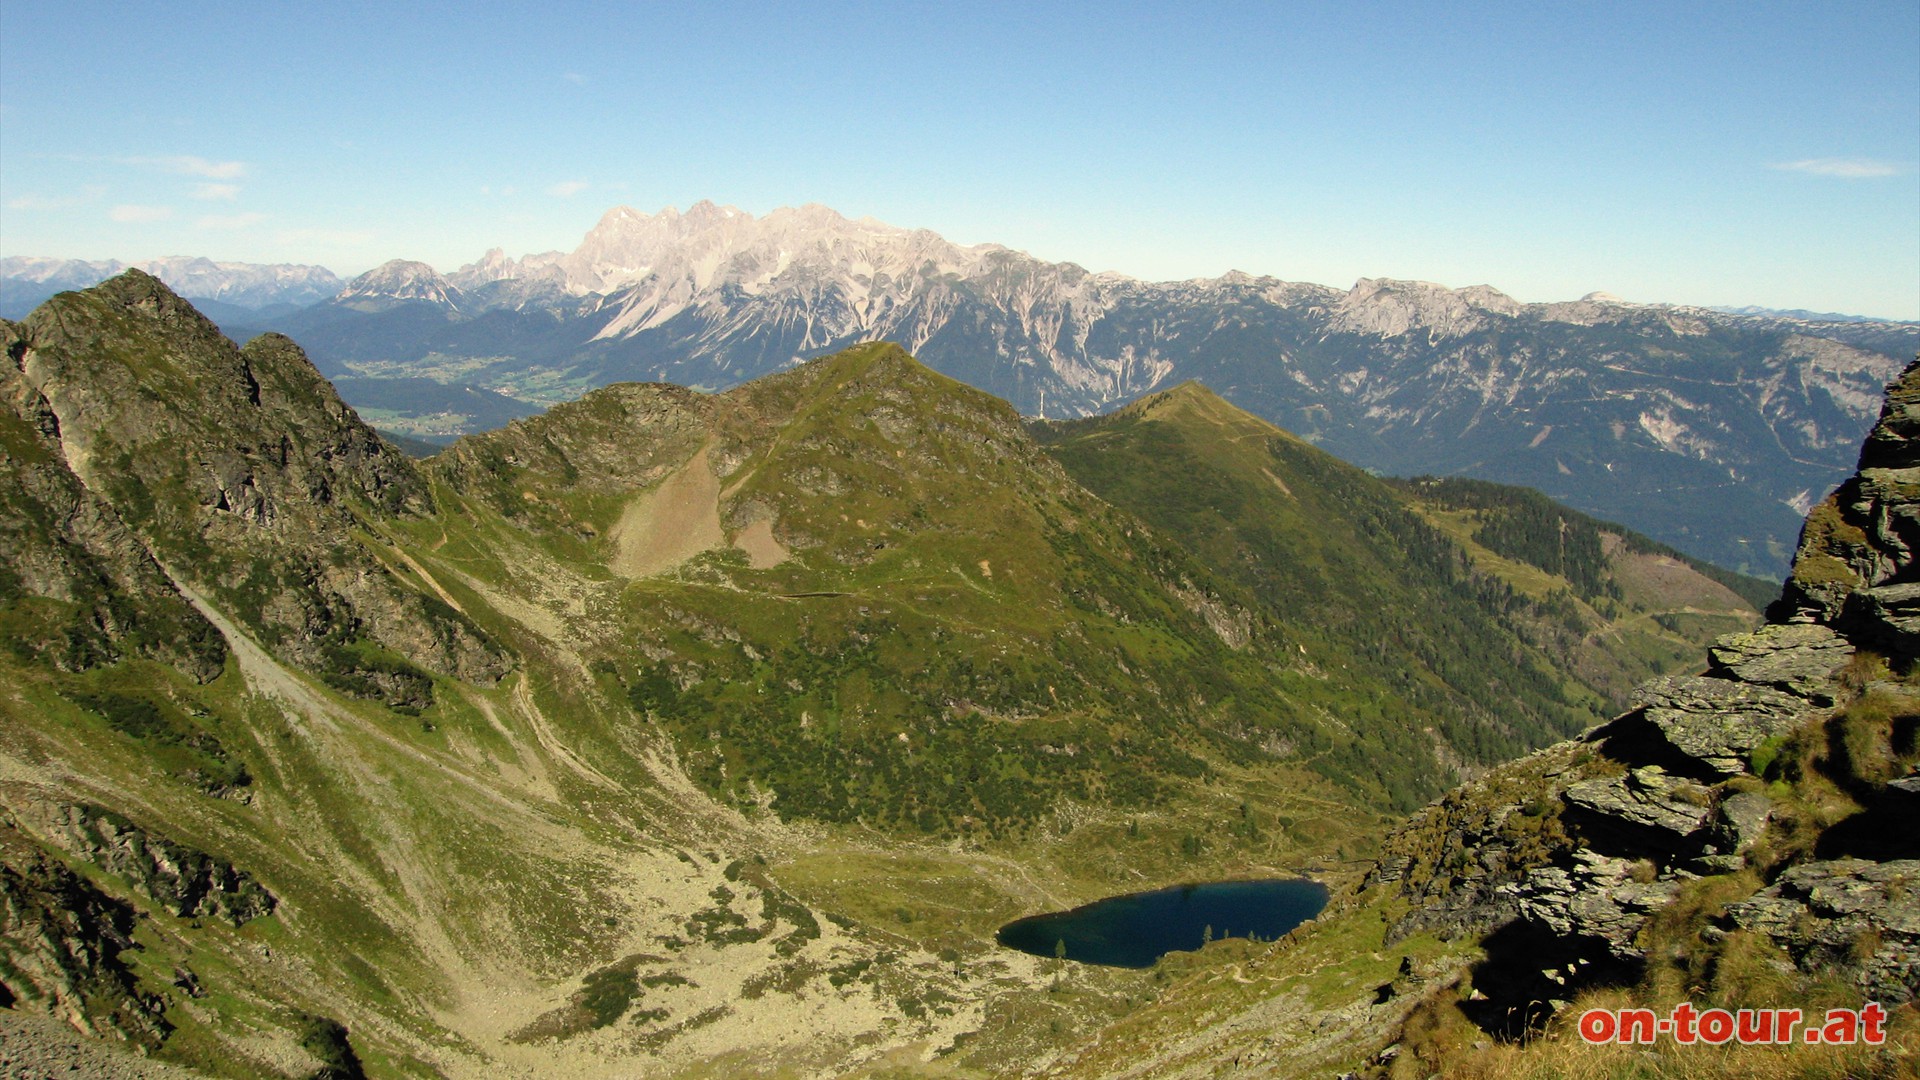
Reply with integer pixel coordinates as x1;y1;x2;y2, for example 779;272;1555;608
1709;303;1897;323
7;204;1917;576
0;255;342;320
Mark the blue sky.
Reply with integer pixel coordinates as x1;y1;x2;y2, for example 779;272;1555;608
2;1;1915;317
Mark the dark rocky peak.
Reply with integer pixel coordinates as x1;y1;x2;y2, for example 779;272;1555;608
1777;357;1920;655
84;266;228;335
5;273;503;690
0;320;227;682
10;269;430;529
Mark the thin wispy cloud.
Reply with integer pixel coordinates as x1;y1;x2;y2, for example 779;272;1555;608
1770;157;1901;179
6;185;107;211
563;71;587;85
121;155;248;179
192;183;242;201
198;211;267;229
109;204;175;223
546;180;590;198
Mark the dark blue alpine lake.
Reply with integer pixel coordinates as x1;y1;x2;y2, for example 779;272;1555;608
996;878;1328;968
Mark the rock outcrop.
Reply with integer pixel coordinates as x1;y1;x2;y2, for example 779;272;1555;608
1627;674;1816;776
38;804;275;928
1726;859;1920;1006
1;271;508;695
1365;358;1920;1033
1777;355;1920;638
0;826;169;1048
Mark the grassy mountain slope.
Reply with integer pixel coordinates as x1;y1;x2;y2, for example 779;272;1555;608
1390;475;1774;704
0;275;1770;1078
1034;383;1762;767
427;344;1438;829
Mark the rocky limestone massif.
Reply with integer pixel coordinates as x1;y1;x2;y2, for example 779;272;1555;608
1360;360;1920;1050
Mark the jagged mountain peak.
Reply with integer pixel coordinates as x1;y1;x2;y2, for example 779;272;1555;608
478;202;1003;300
12;269;431;525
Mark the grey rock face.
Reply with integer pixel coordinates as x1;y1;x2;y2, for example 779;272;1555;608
1505;851;1683;959
1563;767;1715;839
1707;623;1855;703
1726;859;1920;1005
1630;675;1812;775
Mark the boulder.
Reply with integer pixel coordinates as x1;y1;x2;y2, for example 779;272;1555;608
1631;675;1811;776
1712;790;1772;853
1563;767;1715;840
1706;623;1854;704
